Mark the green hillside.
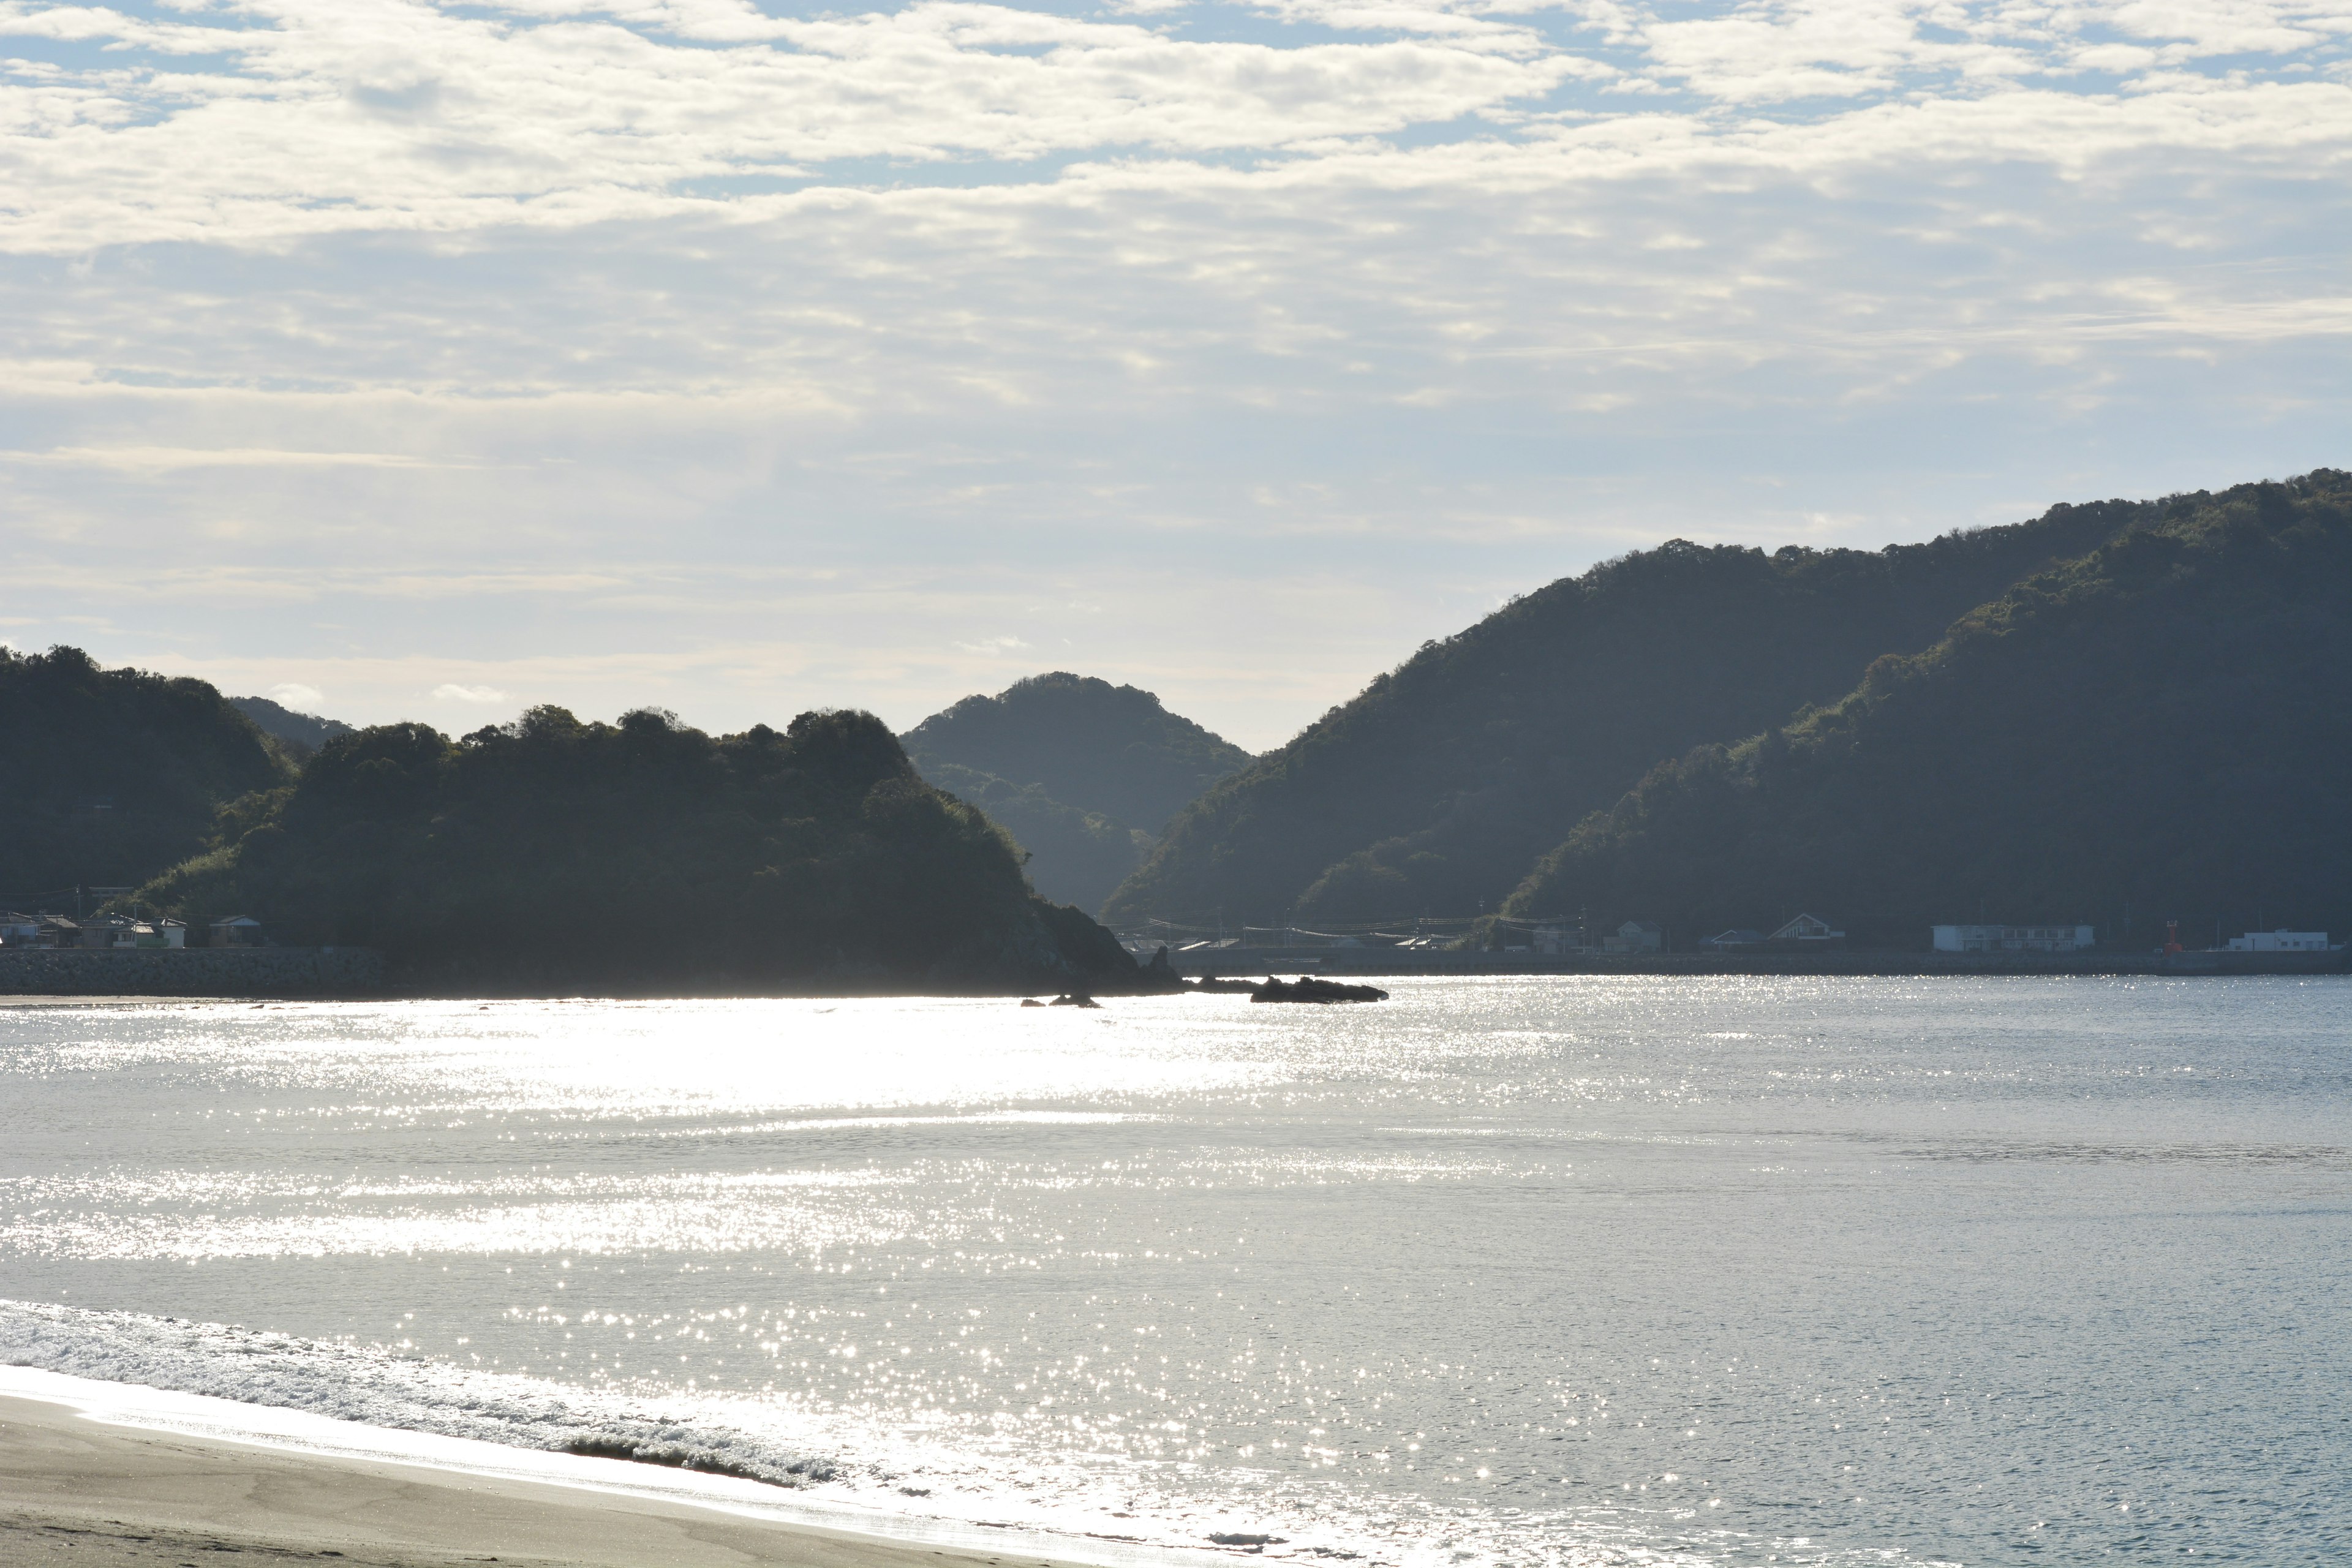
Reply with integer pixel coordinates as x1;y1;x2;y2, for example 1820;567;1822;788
901;673;1252;912
140;704;1147;994
1103;503;2132;929
0;647;291;903
1502;472;2352;949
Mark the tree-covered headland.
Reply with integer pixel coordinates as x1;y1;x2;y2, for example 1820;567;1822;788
138;704;1148;993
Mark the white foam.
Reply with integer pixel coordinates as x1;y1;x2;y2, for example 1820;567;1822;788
0;1302;1213;1568
0;1298;834;1479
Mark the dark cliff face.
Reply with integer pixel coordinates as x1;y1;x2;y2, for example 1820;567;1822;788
140;703;1145;995
0;646;291;899
1504;472;2352;951
1102;498;2146;929
900;672;1252;914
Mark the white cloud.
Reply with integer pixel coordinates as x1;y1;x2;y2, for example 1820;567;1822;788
2;0;2339;251
21;447;458;469
0;0;2342;746
267;682;325;709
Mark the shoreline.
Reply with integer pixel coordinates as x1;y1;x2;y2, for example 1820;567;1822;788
0;1387;1155;1568
0;961;2344;1006
1170;948;2350;979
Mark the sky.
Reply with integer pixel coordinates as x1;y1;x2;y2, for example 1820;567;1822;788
2;0;2346;750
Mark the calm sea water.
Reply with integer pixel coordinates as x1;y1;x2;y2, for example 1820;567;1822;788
2;979;2347;1566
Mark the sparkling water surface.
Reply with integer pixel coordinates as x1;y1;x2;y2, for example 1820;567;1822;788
2;978;2347;1566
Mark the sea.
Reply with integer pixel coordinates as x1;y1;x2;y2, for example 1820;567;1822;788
2;978;2346;1567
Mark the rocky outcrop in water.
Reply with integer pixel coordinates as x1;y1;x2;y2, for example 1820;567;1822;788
1249;976;1389;1003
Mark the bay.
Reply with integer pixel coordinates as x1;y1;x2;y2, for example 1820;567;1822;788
1;977;2346;1566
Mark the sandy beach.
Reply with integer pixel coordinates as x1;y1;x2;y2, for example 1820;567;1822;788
0;1396;1087;1568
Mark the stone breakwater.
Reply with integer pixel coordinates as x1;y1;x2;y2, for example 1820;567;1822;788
0;948;385;997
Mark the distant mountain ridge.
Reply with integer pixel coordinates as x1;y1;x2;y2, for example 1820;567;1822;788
900;673;1253;913
1501;471;2352;949
1103;500;2135;929
229;695;355;753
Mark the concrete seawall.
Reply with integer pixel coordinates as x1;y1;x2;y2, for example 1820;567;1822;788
1171;946;2350;979
0;948;386;997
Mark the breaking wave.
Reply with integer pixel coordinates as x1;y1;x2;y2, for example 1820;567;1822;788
0;1298;838;1488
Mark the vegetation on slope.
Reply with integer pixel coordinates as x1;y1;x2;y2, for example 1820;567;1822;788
1104;504;2133;929
1502;472;2352;949
0;647;291;902
902;673;1252;912
912;760;1154;916
229;695;355;755
140;704;1144;993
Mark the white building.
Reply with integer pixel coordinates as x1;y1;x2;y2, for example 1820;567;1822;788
1604;921;1663;954
1770;914;1844;944
2226;929;2331;952
210;916;266;948
1932;924;2095;954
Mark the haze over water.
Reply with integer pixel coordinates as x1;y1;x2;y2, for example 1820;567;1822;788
2;979;2346;1566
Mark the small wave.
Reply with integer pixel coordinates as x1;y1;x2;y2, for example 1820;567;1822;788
0;1298;836;1488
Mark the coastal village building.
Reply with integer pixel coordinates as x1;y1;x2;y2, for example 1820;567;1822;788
1932;923;2095;953
2225;929;2332;952
82;916;152;948
7;914;233;950
32;914;186;949
1604;921;1663;954
1699;915;1841;951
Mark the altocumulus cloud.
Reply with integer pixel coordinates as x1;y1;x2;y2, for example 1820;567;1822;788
0;0;2346;743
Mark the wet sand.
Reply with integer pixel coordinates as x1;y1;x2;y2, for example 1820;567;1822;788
0;1396;1089;1568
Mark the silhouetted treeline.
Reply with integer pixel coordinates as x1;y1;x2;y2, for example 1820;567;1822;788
140;704;1139;992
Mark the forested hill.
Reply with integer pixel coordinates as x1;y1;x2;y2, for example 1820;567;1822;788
902;673;1251;831
1502;472;2352;949
1102;500;2133;929
140;706;1148;995
229;695;355;753
0;647;290;901
901;673;1253;913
